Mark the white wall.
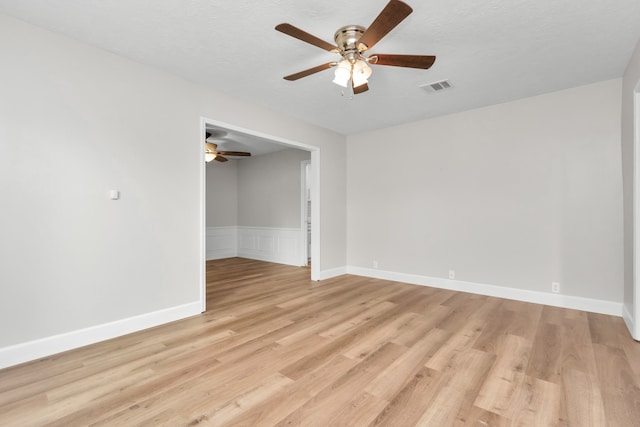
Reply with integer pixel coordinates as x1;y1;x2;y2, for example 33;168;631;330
621;37;640;338
0;14;346;366
206;149;312;228
238;148;310;228
0;13;202;350
347;79;623;306
206;160;237;227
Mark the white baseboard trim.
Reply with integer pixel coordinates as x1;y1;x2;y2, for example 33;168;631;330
0;301;202;370
318;266;348;280
346;266;623;317
623;303;639;340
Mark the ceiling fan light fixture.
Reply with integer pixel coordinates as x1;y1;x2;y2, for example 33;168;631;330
205;142;217;162
332;59;351;87
276;1;435;95
352;59;372;87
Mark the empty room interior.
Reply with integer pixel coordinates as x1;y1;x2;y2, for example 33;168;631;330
1;0;640;425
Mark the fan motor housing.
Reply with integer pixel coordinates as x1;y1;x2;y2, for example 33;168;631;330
334;25;366;52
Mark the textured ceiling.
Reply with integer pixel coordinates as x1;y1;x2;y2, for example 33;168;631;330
1;0;639;135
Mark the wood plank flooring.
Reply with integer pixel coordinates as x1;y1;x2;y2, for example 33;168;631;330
1;257;639;426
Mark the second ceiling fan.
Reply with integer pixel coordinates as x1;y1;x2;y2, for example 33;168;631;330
275;0;435;94
205;133;252;163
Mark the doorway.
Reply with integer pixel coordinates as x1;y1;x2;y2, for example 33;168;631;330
633;88;640;339
200;118;321;312
301;160;311;266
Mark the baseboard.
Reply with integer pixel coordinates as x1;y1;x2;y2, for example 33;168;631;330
207;250;237;261
318;266;348;280
346;266;623;317
0;301;202;370
623;303;639;340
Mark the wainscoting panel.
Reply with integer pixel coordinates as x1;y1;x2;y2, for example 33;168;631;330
238;227;304;267
206;227;238;260
257;234;276;253
206;226;304;267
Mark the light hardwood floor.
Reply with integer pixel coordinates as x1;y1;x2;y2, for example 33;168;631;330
1;257;639;426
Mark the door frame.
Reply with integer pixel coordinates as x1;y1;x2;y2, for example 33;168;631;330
199;118;321;311
633;87;640;339
300;160;311;266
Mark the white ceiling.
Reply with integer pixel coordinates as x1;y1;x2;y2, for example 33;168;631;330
1;0;639;135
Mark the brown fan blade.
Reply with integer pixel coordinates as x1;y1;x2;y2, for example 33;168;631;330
369;54;436;69
217;151;251;157
275;23;338;52
284;62;336;81
352;82;369;95
357;0;413;51
214;155;228;162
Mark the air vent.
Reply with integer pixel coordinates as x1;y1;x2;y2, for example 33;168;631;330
420;79;453;94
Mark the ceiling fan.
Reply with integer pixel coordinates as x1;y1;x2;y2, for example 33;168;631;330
205;133;251;162
275;0;435;94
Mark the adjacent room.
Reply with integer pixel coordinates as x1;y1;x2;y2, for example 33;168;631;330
1;0;639;425
204;124;313;270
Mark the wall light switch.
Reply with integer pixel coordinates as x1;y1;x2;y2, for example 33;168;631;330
110;190;120;200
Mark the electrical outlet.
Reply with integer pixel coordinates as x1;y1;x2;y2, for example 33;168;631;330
448;270;455;279
373;261;378;269
552;282;560;293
